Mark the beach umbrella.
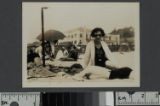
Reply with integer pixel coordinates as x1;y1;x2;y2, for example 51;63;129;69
37;29;65;42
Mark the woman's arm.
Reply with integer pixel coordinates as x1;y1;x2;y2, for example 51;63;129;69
102;42;120;69
83;42;91;69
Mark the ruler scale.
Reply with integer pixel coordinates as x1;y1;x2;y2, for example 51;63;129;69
0;92;40;106
116;91;160;105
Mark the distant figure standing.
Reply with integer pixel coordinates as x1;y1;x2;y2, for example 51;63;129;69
68;45;78;61
50;40;58;58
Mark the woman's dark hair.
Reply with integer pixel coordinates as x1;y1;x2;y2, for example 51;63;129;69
91;27;105;37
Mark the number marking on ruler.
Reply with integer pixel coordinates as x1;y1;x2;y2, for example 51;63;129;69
116;91;160;105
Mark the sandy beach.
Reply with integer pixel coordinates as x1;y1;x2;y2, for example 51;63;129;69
27;52;136;83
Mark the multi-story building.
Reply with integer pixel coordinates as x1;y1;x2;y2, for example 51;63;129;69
59;27;91;45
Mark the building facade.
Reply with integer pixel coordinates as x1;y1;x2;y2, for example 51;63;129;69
59;27;91;45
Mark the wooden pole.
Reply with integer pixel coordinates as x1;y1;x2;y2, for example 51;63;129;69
41;8;45;67
41;7;48;67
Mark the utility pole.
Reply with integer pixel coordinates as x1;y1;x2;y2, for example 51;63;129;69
41;7;48;67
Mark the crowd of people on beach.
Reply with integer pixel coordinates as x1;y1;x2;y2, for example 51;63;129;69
27;40;79;63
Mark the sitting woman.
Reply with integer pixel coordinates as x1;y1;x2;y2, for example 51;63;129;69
73;28;132;80
84;28;118;70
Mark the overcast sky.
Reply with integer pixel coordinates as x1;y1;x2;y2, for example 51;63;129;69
22;2;139;43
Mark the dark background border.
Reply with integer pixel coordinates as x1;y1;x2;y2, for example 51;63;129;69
0;0;159;92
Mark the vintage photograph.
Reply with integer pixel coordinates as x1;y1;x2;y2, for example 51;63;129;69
22;2;140;87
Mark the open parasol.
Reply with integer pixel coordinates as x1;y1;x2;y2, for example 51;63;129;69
37;29;65;42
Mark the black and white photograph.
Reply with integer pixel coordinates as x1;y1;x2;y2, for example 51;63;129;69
22;2;140;87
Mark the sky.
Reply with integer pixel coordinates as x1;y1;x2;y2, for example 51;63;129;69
22;2;139;43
